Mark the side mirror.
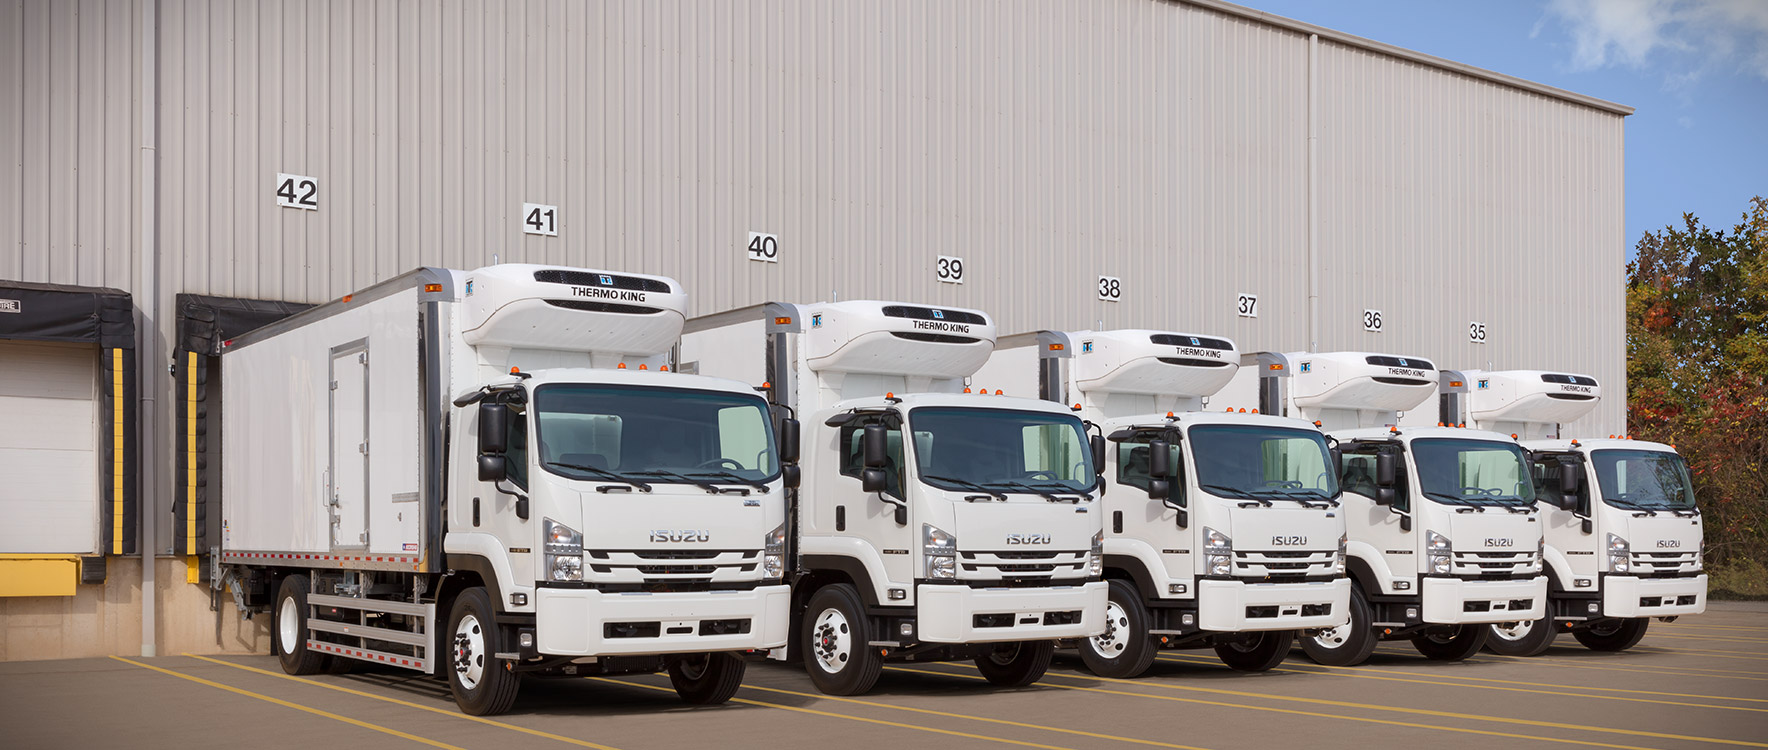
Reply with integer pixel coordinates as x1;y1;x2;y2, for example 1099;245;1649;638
862;423;888;469
1148;439;1172;479
782;464;802;489
1375;451;1397;487
1559;461;1582;496
1090;435;1106;477
861;467;888;494
478;402;509;454
1376;486;1397;507
1329;445;1343;471
1148;478;1171;501
477;454;507;483
780;418;801;464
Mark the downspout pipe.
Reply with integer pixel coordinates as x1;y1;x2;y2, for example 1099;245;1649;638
139;0;159;658
1307;33;1320;353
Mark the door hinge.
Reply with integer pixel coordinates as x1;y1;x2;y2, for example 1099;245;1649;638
358;352;368;364
359;442;369;454
360;531;368;543
330;380;338;390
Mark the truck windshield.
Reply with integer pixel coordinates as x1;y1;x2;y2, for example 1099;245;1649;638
909;407;1097;495
531;384;779;485
1592;450;1696;510
1411;438;1535;506
1188;425;1339;504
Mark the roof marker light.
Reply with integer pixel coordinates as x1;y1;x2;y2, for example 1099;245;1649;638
660;365;669;372
1449;380;1464;387
1238;408;1246;413
1458;423;1465;428
1251;409;1258;414
424;283;444;292
1314;420;1323;427
774;316;793;325
341;294;354;303
509;367;521;375
1073;403;1083;411
1269;364;1284;371
964;387;972;393
762;381;771;389
1512;433;1519;439
617;363;627;369
885;392;894;400
1049;343;1065;351
638;364;648;370
1166;412;1175;418
994;389;1004;395
1438;422;1445;427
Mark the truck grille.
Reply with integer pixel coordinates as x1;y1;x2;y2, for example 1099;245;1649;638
959;550;1087;581
1233;550;1336;578
587;550;761;584
1629;551;1699;577
1451;550;1540;579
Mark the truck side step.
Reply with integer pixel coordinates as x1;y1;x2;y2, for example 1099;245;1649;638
306;593;436;674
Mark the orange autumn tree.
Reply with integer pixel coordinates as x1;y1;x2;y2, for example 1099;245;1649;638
1627;196;1768;567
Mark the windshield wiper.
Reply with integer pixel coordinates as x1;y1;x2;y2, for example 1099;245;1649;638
544;461;652;492
1023;481;1092;503
923;475;1007;502
685;470;769;492
1270;492;1336;509
1604;498;1660;516
1199;484;1272;507
989;480;1084;503
627;470;737;495
1422;491;1494;510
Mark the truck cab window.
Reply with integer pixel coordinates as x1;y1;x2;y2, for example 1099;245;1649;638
1341;452;1408;512
1117;436;1183;497
506;406;530;490
839;418;904;499
1531;456;1584;509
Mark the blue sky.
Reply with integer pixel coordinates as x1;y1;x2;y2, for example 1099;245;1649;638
1239;0;1768;261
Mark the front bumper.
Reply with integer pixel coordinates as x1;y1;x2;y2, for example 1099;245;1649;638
916;581;1108;644
1196;578;1350;632
534;584;790;656
1601;574;1708;618
1420;576;1547;624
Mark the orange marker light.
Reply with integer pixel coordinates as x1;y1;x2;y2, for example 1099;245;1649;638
1314;420;1323;427
660;365;669;372
1166;412;1175;418
617;363;627;369
510;367;521;375
1449;380;1464;388
1269;364;1284;371
964;387;972;393
1074;403;1082;410
994;389;1004;395
1049;344;1066;351
774;317;793;325
638;364;648;370
1251;409;1259;414
1238;408;1246;413
341;294;354;303
1512;433;1519;439
1438;422;1445;427
424;283;444;292
762;381;772;389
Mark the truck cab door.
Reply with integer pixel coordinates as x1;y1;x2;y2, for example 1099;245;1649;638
329;344;370;549
828;415;915;589
1111;432;1189;584
1340;447;1411;589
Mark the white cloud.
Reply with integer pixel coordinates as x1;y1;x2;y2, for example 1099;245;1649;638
1544;0;1768;82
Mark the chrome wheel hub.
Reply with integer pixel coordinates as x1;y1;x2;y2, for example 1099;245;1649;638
1090;601;1131;658
811;608;852;674
454;613;486;689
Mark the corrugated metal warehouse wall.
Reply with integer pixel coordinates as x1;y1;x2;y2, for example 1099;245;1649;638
1;0;1627;649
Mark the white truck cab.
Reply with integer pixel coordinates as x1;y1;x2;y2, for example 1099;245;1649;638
220;264;790;715
974;330;1350;677
684;301;1109;695
1223;352;1549;666
1440;370;1706;655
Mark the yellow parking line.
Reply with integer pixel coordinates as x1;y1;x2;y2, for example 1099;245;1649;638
1154;653;1768;712
1226;652;1768;703
735;682;1212;750
924;662;1768;748
1470;651;1768;677
590;676;1074;750
111;656;464;750
186;655;622;750
885;665;1661;750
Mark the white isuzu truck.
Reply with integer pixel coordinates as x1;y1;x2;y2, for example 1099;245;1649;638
1223;352;1548;665
1437;370;1706;655
972;330;1349;677
216;264;790;715
682;301;1108;695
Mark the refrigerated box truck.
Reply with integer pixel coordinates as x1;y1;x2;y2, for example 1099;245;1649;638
1437;370;1706;655
217;265;791;714
972;330;1349;677
681;301;1108;695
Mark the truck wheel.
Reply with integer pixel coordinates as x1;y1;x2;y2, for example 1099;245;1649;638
1574;618;1648;652
668;652;746;705
274;574;331;675
1214;630;1295;672
974;640;1054;687
445;586;521;715
803;584;883;695
1300;583;1378;666
1412;625;1486;661
1079;579;1158;678
1486;617;1557;657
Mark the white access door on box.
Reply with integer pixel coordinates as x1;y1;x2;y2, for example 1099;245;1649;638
330;344;370;549
0;340;99;554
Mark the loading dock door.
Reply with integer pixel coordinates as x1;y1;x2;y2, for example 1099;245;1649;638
329;345;370;549
0;341;99;553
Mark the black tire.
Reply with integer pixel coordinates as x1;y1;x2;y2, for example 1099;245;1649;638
669;652;746;705
445;586;521;716
803;584;884;695
1574;618;1649;652
1485;617;1557;657
1412;625;1487;661
274;574;331;675
1301;583;1378;666
1079;579;1159;679
974;640;1054;687
1214;630;1295;672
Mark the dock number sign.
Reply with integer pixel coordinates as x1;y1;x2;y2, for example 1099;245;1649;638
747;232;779;263
937;256;965;284
522;203;558;236
1097;276;1122;301
1236;293;1258;318
274;173;318;210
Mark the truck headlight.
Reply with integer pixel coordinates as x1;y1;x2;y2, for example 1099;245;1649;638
1533;537;1545;571
1204;527;1232;576
1335;534;1348;576
543;518;584;582
763;522;787;581
924;524;957;580
1090;529;1104;578
1427;530;1452;575
1607;533;1630;574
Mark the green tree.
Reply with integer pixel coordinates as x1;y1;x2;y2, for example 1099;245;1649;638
1627;196;1768;568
